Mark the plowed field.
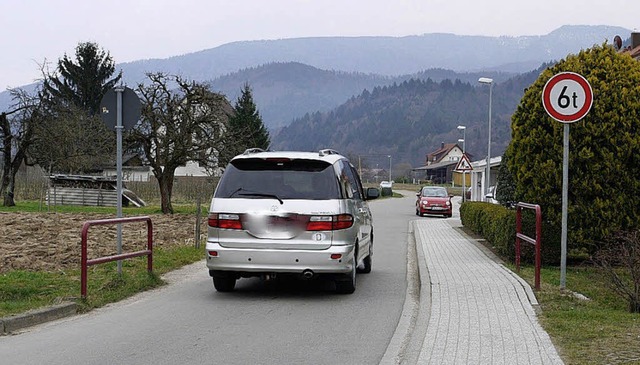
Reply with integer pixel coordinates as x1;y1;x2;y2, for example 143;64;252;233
0;212;205;273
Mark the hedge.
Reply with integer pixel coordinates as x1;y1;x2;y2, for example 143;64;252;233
460;202;562;265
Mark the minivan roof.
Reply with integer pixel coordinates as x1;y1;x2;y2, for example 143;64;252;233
231;149;345;164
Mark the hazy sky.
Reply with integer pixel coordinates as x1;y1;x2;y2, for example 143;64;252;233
1;0;638;90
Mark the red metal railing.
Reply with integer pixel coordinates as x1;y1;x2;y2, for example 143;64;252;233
81;216;153;298
515;202;542;290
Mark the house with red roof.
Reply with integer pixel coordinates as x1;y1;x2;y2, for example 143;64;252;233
413;142;470;184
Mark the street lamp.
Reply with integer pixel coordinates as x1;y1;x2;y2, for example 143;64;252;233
478;77;493;201
388;155;392;183
457;125;466;202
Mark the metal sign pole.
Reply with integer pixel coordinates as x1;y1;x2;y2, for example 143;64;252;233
542;72;593;291
99;86;141;276
115;86;124;275
560;123;569;289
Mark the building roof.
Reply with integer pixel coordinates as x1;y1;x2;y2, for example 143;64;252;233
412;159;459;171
426;143;460;165
617;32;640;60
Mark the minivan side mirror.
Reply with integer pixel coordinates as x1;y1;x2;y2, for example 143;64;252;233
366;187;380;200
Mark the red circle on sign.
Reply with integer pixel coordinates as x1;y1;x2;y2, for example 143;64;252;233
542;72;593;123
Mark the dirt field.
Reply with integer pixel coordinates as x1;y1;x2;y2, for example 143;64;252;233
0;212;206;273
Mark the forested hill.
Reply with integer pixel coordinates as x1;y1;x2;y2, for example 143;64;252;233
271;67;544;167
208;62;393;129
207;62;515;130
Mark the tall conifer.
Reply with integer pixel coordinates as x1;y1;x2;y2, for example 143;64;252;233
229;83;270;151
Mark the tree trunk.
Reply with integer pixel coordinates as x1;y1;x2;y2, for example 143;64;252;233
1;112;15;206
157;171;175;214
2;136;29;207
3;172;16;206
0;166;12;206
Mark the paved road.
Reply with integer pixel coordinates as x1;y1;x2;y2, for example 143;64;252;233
0;192;565;364
0;194;416;365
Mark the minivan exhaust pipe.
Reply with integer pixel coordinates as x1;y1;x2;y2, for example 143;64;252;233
302;269;314;280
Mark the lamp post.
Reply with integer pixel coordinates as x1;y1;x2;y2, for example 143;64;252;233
457;125;466;202
388;155;392;183
478;77;493;201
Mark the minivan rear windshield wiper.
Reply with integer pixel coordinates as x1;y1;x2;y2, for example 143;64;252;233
228;188;284;204
239;192;284;204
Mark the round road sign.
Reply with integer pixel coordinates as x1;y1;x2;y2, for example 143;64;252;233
542;72;593;123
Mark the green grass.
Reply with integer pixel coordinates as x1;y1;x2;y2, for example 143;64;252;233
513;264;640;365
0;245;204;317
0;201;206;318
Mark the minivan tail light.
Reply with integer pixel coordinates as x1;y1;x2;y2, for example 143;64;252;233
333;214;354;230
208;213;243;230
306;214;353;231
307;216;333;231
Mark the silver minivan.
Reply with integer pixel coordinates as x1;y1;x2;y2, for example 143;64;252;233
206;149;379;294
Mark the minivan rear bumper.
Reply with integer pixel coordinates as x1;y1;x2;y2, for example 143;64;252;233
205;240;355;274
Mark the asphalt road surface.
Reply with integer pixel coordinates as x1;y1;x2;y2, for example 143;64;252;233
0;193;419;365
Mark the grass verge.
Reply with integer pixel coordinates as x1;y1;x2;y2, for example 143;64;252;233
0;201;206;318
0;245;203;317
513;264;640;365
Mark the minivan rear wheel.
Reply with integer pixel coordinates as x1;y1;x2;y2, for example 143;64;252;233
336;254;356;294
212;273;236;292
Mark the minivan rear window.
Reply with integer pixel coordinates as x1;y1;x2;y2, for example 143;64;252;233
214;158;341;200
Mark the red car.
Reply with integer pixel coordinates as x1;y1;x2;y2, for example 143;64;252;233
415;186;452;217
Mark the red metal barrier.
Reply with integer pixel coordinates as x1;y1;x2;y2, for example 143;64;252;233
81;216;153;299
515;202;542;290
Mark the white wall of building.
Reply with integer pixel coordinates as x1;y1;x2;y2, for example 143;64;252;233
469;156;501;201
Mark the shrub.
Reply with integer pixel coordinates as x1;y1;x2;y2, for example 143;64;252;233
593;230;640;313
460;201;562;265
504;44;640;254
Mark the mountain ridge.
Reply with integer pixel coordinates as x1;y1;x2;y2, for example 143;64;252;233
114;24;630;86
3;25;629;113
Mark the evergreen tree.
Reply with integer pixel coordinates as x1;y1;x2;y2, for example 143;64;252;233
43;42;122;115
228;83;270;154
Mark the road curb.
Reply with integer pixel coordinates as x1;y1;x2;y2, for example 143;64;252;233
0;302;77;335
380;220;430;364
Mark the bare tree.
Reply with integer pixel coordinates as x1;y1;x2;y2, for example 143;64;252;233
594;230;640;313
0;89;43;206
129;73;233;213
29;100;114;174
